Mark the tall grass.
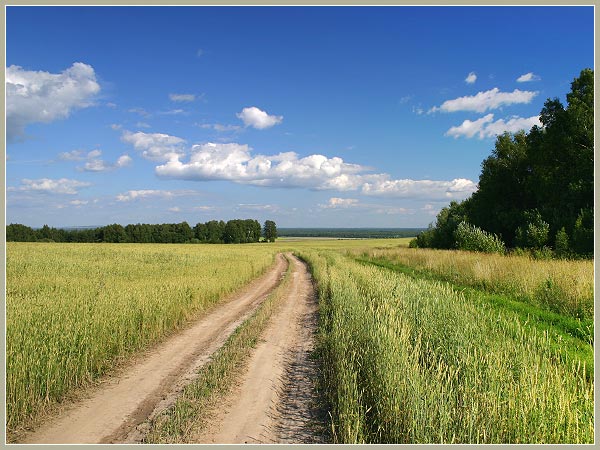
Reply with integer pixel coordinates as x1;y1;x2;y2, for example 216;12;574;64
300;250;593;443
6;242;277;432
350;246;593;320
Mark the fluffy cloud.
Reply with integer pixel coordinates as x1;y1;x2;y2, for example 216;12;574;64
116;189;198;202
465;72;477;84
121;130;186;161
169;93;196;102
81;153;132;172
237;107;283;129
8;178;91;195
446;114;541;139
6;62;100;142
58;150;86;161
516;72;541;83
151;141;476;201
360;177;476;200
429;88;538;113
321;197;360;208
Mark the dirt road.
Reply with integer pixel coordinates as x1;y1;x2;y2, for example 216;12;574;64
19;253;288;444
194;253;325;444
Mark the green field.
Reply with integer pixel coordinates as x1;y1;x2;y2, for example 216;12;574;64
5;239;594;443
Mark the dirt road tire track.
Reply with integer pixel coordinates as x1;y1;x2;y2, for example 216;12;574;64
18;253;288;444
194;253;324;444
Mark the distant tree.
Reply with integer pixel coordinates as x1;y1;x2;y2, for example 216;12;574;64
6;224;36;242
263;220;277;242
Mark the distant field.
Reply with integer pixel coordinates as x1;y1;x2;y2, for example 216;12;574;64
277;228;424;239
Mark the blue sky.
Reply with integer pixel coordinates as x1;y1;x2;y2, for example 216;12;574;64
6;6;594;228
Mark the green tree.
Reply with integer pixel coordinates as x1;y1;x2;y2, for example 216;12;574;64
263;220;277;242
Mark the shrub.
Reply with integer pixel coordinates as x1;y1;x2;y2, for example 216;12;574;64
554;227;571;258
572;208;593;256
454;222;505;254
515;210;550;249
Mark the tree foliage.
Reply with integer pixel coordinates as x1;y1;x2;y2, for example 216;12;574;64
7;218;272;245
414;68;594;257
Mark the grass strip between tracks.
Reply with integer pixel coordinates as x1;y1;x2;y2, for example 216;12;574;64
143;255;292;444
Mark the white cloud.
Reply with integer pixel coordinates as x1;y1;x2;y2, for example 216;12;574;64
516;72;541;83
152;141;476;201
65;149;132;172
360;177;477;200
429;88;538;113
168;206;181;212
192;205;216;212
116;189;198;202
58;150;86;161
110;123;122;130
70;200;89;206
236;203;279;212
121;130;186;161
6;62;100;141
169;93;196;102
158;109;186;115
321;197;360;208
9;178;91;195
465;72;477;84
135;122;151;129
236;106;283;129
116;154;133;167
446;114;542;139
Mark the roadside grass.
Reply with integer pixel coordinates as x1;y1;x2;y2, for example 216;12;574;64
143;256;292;443
299;249;593;444
349;246;593;320
357;257;593;379
5;242;278;432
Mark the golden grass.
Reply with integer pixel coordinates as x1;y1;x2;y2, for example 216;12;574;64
6;242;278;431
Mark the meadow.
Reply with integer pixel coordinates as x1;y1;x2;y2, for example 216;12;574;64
5;238;594;443
6;242;277;431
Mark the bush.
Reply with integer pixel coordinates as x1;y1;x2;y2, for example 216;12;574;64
572;208;593;256
515;210;550;249
554;227;571;258
454;222;506;254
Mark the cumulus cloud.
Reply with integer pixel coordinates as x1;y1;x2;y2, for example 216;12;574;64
237;107;283;129
116;189;198;202
121;130;186;161
446;114;542;139
465;72;477;84
6;62;100;142
321;197;360;208
150;141;476;201
360;177;477;200
516;72;541;83
429;88;538;113
8;178;91;195
169;93;196;102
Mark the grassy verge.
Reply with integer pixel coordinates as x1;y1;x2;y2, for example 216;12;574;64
299;249;593;444
143;255;292;443
349;246;593;320
357;257;593;379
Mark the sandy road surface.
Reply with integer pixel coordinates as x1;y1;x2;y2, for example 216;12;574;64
195;253;325;444
18;253;288;444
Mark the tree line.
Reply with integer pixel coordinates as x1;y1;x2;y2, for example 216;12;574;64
6;219;278;244
413;68;593;258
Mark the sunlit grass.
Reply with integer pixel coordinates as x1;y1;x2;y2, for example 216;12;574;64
6;242;278;431
299;250;593;444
